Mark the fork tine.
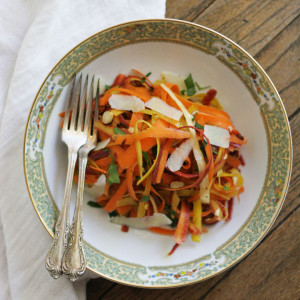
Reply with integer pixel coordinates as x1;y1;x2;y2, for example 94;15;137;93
93;79;100;134
70;74;82;130
63;76;76;131
77;75;89;131
84;76;94;134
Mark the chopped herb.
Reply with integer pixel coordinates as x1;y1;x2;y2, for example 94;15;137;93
165;209;178;227
119;122;127;128
195;81;201;90
107;155;120;185
140;72;152;84
213;149;218;155
113;127;126;135
224;185;229;191
199;138;208;157
87;201;102;208
103;148;110;152
109;211;118;218
142;151;151;167
165;208;176;216
141;195;150;202
195;122;204;130
151;145;157;158
192;115;196;121
200;144;206;157
180;90;186;95
195;81;211;91
105;84;111;90
184;73;196;96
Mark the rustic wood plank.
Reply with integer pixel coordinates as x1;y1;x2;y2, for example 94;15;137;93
193;0;300;56
203;204;300;300
86;278;115;300
96;272;229;300
166;0;216;21
254;15;300;117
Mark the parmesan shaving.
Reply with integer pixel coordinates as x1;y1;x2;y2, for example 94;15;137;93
84;174;106;197
109;94;145;112
93;138;110;151
145;97;183;121
166;138;193;172
204;125;230;148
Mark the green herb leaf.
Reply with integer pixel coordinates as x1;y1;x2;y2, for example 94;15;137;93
141;195;150;202
165;208;176;216
109;211;118;218
113;127;126;135
107;155;120;185
213;149;218;155
195;82;211;91
195;122;204;130
192;115;196;121
165;209;178;227
224;185;229;191
140;72;152;84
151;145;157;158
142;151;150;168
184;73;196;96
87;201;102;208
194;81;201;90
180;90;186;95
105;84;111;90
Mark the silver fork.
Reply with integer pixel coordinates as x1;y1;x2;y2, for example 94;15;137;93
45;74;93;279
62;78;99;281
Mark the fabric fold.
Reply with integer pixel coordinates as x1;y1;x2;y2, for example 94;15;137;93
0;0;166;299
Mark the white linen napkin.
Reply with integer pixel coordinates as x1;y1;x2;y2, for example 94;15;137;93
0;1;166;299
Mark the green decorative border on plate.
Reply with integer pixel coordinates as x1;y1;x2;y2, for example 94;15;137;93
24;19;292;287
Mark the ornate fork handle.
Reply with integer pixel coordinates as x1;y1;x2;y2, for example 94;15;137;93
62;151;88;281
45;150;77;278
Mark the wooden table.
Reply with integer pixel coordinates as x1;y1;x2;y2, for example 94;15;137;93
86;1;300;299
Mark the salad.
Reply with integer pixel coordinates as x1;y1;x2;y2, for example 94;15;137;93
68;69;247;255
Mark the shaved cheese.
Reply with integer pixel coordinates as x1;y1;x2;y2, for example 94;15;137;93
85;174;106;197
93;138;110;151
204;125;230;148
109;94;145;112
215;208;221;218
160;83;210;204
110;213;172;229
161;71;186;91
145;97;183;121
166;138;193;172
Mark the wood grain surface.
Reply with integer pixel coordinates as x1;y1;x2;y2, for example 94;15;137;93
86;1;300;299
